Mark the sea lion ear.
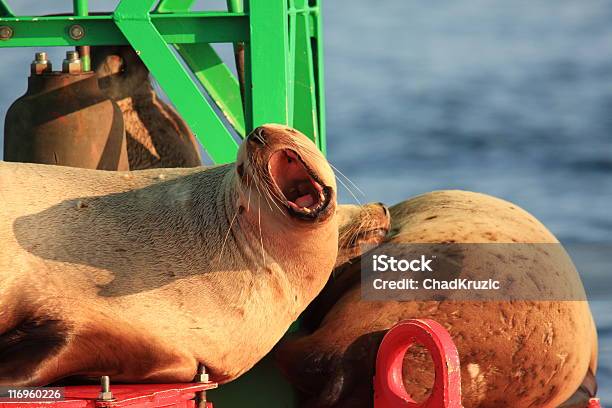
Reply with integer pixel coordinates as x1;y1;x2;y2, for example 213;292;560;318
92;47;124;77
104;55;125;75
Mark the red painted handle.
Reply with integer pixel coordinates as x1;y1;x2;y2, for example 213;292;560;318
589;398;601;408
374;319;463;408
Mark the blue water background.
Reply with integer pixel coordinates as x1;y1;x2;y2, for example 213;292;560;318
0;0;611;403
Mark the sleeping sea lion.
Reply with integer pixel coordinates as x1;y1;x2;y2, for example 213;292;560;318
277;190;598;408
92;45;202;169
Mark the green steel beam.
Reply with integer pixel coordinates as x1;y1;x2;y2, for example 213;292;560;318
287;0;297;126
152;13;247;44
226;0;243;13
311;0;327;154
114;0;238;163
73;0;90;71
0;0;13;17
73;0;89;15
153;0;246;137
155;0;196;13
0;0;325;157
0;13;248;48
176;43;245;137
291;0;319;145
226;0;245;116
245;0;290;130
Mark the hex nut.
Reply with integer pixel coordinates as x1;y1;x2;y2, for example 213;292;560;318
193;363;209;383
62;60;82;74
31;52;52;75
0;26;13;40
31;61;52;75
97;391;114;401
193;372;209;383
62;51;82;74
68;24;85;40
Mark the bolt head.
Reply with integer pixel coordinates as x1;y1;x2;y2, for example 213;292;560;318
193;373;209;383
0;26;13;40
68;24;85;40
66;50;80;60
31;61;52;75
97;391;114;401
63;59;82;74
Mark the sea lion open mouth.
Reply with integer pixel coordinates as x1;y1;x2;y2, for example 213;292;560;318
268;149;332;220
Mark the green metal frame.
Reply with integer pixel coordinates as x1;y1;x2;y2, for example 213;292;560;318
0;0;326;163
0;1;326;405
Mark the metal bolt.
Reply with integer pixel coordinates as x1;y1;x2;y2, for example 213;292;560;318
35;52;48;62
62;51;82;74
31;52;52;75
0;26;13;41
97;376;114;401
66;51;79;61
193;363;209;383
68;24;85;40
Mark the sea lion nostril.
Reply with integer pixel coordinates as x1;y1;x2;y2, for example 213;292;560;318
248;127;266;146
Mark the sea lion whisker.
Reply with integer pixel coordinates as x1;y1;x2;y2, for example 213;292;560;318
257;170;287;215
336;175;362;205
327;162;364;197
255;168;283;214
252;169;274;214
299;149;358;203
258;206;266;265
246;169;253;212
218;209;240;262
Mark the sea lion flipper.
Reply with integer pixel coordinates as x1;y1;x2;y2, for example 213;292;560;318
557;368;598;408
0;318;69;386
315;367;347;407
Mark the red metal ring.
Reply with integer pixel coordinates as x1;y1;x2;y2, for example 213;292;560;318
374;319;463;408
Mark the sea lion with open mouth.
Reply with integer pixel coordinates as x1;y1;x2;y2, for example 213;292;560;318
0;124;338;387
277;191;597;408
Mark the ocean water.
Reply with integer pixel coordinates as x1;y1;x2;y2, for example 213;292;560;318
1;0;611;403
322;0;612;402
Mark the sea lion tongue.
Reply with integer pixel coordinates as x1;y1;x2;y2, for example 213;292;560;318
269;149;326;214
295;193;315;208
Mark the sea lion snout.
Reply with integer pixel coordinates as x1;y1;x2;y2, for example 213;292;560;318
247;126;266;146
237;124;337;223
93;46;150;100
